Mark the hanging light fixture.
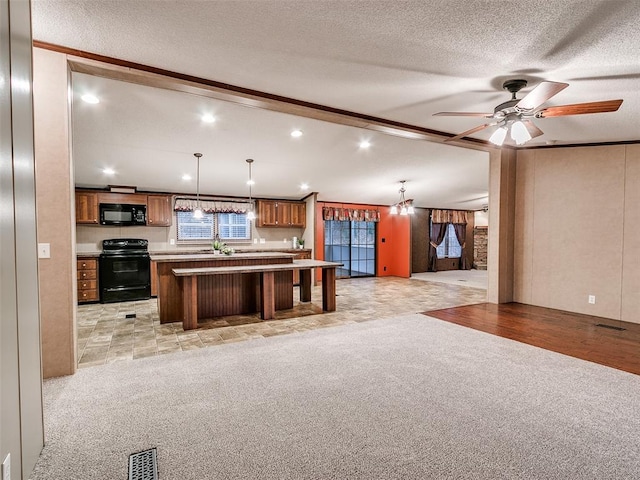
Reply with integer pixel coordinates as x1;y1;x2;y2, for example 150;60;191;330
390;180;415;215
246;158;256;220
193;152;203;219
489;117;533;147
510;120;532;145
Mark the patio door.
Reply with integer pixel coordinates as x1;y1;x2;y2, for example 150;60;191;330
324;220;376;278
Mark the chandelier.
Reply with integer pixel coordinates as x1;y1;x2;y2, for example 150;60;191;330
390;180;415;215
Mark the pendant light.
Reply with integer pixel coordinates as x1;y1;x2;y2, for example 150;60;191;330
390;180;415;215
193;152;203;219
246;158;256;220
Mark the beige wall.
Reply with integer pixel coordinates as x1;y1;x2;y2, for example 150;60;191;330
2;3;45;478
487;148;516;304
621;145;640;321
514;144;640;323
33;48;77;377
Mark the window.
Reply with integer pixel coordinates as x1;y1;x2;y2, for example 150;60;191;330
218;213;250;240
176;211;214;241
176;211;250;242
436;223;462;259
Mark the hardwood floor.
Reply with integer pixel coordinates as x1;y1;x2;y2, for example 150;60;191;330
424;302;640;376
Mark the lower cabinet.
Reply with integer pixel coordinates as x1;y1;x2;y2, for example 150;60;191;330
77;257;99;303
151;260;158;297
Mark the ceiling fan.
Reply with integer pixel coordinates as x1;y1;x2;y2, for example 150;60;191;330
434;79;623;146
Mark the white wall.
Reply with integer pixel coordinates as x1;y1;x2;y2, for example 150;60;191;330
474;210;488;227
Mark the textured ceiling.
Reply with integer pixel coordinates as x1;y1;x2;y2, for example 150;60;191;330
32;0;640;207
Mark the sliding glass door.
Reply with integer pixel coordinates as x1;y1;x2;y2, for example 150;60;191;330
324;220;376;278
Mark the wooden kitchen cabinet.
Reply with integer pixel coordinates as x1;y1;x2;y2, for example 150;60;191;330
147;194;172;226
257;200;278;226
96;192;146;205
75;191;99;224
77;257;99;303
290;202;306;227
150;259;158;297
256;200;306;228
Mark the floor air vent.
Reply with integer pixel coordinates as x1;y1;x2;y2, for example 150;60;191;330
129;448;158;480
596;323;626;331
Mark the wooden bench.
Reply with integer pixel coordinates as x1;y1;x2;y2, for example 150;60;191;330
172;259;342;330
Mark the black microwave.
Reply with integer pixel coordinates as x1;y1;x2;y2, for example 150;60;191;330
99;203;147;226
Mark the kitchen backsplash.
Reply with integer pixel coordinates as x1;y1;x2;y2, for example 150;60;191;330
76;224;307;253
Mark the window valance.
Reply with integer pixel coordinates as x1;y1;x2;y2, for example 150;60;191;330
431;209;468;224
322;206;380;223
174;198;252;214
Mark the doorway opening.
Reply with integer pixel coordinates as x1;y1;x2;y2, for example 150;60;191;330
324;220;376;278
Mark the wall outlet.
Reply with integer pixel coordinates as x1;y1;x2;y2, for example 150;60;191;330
169;239;175;245
253;238;258;244
259;238;266;244
588;295;596;304
2;453;10;480
283;238;287;243
38;243;50;258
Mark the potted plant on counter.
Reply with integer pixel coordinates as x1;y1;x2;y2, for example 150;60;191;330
298;239;305;250
212;239;225;255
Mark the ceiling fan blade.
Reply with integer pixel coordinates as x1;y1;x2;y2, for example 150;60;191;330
537;99;623;118
522;120;544;139
515;81;569;111
445;123;495;142
433;112;493;117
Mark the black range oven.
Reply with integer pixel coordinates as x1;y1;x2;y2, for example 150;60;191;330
99;238;151;303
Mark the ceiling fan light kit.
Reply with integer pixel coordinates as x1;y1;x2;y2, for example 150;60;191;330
436;78;623;146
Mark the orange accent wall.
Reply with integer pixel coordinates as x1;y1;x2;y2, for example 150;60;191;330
315;202;411;280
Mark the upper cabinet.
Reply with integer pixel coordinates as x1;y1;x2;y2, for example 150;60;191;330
75;191;99;224
74;189;172;226
147;194;172;227
256;200;306;228
290;202;306;227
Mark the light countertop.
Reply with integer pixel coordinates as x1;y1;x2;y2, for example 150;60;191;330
150;251;296;262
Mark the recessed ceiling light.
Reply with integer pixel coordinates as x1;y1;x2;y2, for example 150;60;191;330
182;174;192;181
359;140;371;149
81;94;100;104
291;129;303;138
102;167;115;175
201;113;216;123
300;183;309;190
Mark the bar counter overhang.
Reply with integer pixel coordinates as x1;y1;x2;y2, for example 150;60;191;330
151;252;340;329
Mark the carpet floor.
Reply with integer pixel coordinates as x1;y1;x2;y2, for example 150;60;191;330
30;314;640;479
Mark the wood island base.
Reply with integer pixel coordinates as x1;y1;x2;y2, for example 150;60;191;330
172;259;341;330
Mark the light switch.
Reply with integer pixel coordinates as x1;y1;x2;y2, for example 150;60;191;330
38;243;51;259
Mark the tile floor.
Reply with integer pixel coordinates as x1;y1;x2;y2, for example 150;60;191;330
77;276;487;368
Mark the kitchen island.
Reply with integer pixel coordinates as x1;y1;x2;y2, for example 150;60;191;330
151;252;341;329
